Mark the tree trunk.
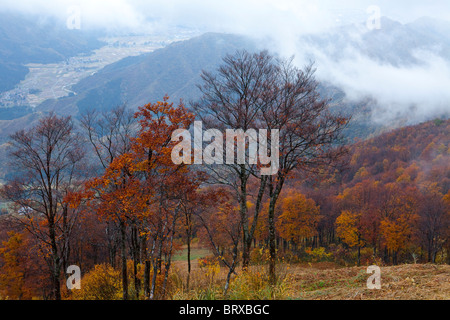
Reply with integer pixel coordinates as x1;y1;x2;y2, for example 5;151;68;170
144;260;151;299
150;220;166;300
120;220;128;300
185;211;192;291
239;165;250;270
186;232;191;291
150;245;161;299
268;198;277;285
49;216;62;300
224;244;238;297
162;212;178;298
357;245;361;266
106;222;117;268
268;177;283;285
131;223;140;299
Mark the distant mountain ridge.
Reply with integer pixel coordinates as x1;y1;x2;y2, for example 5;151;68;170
0;17;449;145
33;16;450;127
0;18;449;180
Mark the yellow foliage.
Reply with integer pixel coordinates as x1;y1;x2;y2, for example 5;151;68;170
354;167;370;179
277;191;321;243
72;264;122;300
380;214;417;252
227;267;293;300
335;210;364;248
396;173;411;183
0;232;29;300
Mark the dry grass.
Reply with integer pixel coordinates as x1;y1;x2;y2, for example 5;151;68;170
172;255;449;300
169;243;449;300
289;263;450;300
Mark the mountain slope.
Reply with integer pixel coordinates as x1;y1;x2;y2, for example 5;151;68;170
0;12;103;93
2;17;450;144
342;118;450;193
37;33;256;116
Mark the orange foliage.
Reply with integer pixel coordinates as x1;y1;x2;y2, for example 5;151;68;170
336;210;365;248
277;190;321;243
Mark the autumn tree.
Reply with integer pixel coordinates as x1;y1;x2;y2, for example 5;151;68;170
377;183;420;264
336;210;365;265
337;179;383;258
417;188;449;263
193;51;349;282
258;58;349;283
277;190;321;250
80;104;137;267
74;161;143;300
193;50;277;270
0;232;30;299
0;219;49;299
306;186;341;247
129;96;198;299
443;191;450;264
72;97;199;300
1;113;85;300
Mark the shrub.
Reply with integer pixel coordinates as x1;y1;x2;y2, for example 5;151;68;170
250;246;270;265
72;264;122;300
227;267;293;300
328;243;352;265
304;247;333;262
359;247;376;265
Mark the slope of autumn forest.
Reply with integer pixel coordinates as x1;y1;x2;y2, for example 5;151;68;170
0;114;448;300
290;118;450;266
0;51;448;300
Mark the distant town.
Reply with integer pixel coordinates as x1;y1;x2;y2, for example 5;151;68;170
0;31;197;109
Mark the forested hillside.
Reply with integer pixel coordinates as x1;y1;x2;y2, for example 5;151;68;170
0;100;447;300
0;0;449;306
240;118;450;266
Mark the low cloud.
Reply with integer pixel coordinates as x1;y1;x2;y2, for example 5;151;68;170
3;0;449;34
304;45;450;123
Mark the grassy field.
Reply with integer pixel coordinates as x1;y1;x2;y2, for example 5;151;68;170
288;263;449;300
170;244;449;300
172;246;212;262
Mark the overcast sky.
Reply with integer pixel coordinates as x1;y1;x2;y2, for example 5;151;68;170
1;0;449;123
0;0;449;34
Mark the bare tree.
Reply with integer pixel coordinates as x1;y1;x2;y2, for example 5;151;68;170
260;59;349;283
80;104;136;172
193;50;349;282
195;195;241;296
193;50;277;270
1;113;85;300
418;190;450;263
80;105;137;299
